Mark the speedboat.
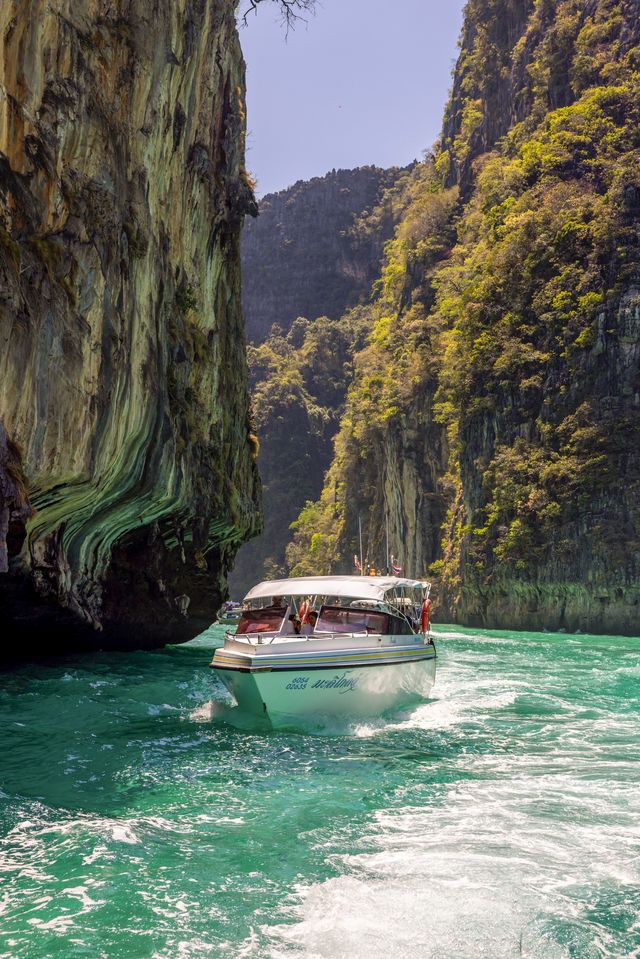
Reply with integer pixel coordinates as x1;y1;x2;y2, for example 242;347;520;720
209;576;435;725
215;601;242;627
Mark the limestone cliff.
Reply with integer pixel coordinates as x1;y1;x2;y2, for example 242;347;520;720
435;0;640;633
241;166;409;343
0;0;260;652
230;167;410;597
289;0;640;636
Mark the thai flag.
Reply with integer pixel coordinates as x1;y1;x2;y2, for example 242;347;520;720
391;562;402;575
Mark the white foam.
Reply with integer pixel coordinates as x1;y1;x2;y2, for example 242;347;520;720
256;711;640;959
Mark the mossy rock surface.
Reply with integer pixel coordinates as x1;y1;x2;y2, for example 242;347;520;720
0;0;261;652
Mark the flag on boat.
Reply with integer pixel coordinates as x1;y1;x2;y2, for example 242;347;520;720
353;554;362;572
390;555;402;575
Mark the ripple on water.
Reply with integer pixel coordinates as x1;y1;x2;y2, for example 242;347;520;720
0;628;638;958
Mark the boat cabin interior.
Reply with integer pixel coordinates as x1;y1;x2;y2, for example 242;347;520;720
236;606;286;635
235;601;416;639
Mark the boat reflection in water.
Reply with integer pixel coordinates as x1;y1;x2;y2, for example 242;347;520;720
209;576;435;727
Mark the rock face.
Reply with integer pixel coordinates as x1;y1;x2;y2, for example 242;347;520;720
230;310;370;597
0;0;260;653
289;0;640;636
241;166;408;342
230;167;409;597
433;0;640;633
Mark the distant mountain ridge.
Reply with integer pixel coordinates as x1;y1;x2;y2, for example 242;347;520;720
241;166;410;343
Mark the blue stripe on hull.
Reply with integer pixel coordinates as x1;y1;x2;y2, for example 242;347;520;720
211;653;437;673
211;646;436;672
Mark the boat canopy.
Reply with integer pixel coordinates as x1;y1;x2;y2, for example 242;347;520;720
243;575;429;603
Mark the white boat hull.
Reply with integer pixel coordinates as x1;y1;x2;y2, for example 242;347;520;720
211;652;436;725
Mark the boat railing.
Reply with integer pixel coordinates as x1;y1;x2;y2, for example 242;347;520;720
227;629;386;647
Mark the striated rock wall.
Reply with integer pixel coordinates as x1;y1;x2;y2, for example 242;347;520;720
0;0;260;653
333;384;449;586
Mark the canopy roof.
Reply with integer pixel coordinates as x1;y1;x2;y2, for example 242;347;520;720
243;575;430;603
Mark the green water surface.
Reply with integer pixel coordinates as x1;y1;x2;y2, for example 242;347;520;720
0;626;638;958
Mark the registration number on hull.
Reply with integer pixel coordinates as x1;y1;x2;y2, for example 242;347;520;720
285;671;359;693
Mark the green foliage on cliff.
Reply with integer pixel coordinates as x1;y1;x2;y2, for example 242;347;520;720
230;310;370;591
249;312;368;418
435;76;640;577
287;0;640;632
345;167;458;441
286;162;458;576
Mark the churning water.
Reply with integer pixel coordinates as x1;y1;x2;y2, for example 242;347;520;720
0;625;638;958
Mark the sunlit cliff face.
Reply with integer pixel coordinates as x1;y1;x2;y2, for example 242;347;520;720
0;0;261;651
284;0;640;635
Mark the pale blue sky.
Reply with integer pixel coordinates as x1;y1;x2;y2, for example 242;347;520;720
238;0;467;196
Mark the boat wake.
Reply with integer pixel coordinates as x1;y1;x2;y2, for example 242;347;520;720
233;632;640;959
187;699;272;732
0;627;638;958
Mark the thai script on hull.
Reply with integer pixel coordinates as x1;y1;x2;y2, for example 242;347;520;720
285;672;359;693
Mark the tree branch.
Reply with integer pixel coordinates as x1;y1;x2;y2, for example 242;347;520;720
240;0;316;31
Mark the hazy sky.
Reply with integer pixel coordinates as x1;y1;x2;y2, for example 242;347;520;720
238;0;467;197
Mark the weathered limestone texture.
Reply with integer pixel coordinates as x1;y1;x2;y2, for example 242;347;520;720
0;0;260;653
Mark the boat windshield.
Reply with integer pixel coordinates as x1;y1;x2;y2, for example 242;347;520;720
236;606;286;634
315;605;389;635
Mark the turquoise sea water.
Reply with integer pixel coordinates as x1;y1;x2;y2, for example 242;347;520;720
0;625;638;958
